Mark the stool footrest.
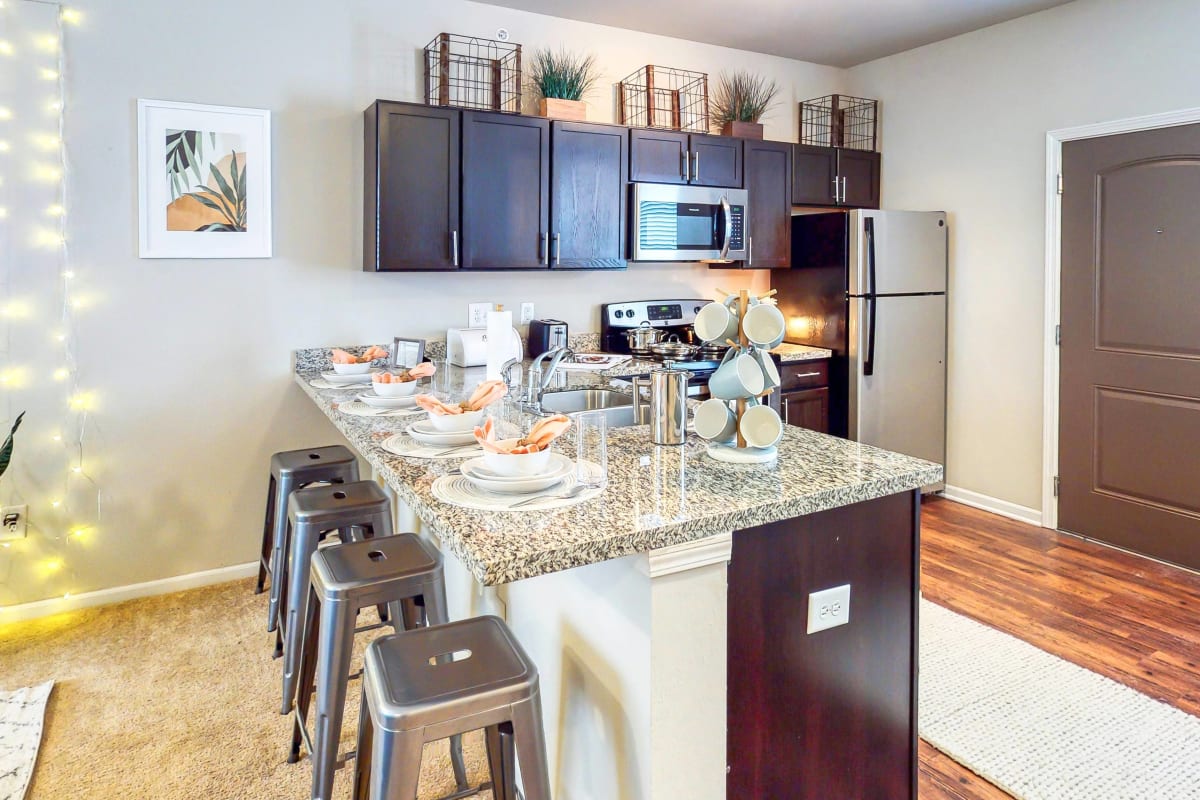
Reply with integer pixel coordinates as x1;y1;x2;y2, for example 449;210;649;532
352;621;388;635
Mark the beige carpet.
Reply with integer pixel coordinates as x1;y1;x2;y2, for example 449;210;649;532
0;578;495;799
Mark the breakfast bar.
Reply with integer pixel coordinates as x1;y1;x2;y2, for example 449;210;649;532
294;346;942;800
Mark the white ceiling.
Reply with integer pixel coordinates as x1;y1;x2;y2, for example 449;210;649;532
474;0;1073;67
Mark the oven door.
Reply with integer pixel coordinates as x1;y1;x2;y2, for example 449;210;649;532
632;184;747;261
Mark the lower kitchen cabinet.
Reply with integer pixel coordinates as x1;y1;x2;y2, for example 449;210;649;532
780;359;831;433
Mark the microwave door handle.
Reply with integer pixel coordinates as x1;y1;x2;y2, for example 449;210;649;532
719;196;732;260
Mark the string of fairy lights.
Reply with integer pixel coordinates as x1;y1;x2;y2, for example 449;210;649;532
0;0;97;603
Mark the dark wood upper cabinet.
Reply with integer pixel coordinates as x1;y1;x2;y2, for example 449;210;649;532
364;102;460;271
689;133;743;188
742;139;792;269
550;121;628;270
629;129;689;184
792;144;881;208
461;112;550;269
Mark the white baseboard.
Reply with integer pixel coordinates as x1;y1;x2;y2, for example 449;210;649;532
941;485;1045;527
0;561;258;626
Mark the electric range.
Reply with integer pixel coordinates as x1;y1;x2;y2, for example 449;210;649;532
600;299;726;397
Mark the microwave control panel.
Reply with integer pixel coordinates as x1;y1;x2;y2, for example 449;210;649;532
729;205;745;251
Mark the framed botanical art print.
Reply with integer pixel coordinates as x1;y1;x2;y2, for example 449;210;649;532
137;99;272;258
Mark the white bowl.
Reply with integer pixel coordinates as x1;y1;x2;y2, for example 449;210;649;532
482;442;553;477
427;408;484;433
371;377;421;397
331;361;372;375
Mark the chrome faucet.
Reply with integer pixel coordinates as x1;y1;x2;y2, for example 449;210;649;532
526;346;574;407
500;357;524;396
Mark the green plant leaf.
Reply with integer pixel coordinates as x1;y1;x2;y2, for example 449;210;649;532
711;71;779;126
209;158;238;207
529;48;598;101
187;190;237;225
194;222;239;232
0;412;25;482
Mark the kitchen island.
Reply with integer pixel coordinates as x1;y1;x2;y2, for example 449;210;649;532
293;346;941;800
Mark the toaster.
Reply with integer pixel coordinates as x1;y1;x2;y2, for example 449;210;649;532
446;327;522;368
527;319;568;357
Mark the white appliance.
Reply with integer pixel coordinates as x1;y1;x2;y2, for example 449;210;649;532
446;327;522;368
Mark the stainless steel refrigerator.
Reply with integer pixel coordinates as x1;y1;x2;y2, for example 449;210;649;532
774;210;947;488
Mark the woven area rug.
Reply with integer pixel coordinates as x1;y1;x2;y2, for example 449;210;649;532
0;681;53;800
920;599;1200;799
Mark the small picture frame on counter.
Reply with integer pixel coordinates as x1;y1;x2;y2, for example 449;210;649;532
391;337;426;369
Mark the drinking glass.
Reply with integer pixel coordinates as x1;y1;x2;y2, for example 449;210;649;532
427;359;451;397
575;411;608;489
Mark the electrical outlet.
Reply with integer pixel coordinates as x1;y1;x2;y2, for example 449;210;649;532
520;302;535;324
468;302;490;328
1;504;28;541
806;583;851;634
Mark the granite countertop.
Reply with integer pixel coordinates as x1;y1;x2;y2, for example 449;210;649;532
769;343;832;362
293;346;940;586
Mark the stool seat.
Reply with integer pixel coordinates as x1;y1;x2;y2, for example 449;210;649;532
287;480;390;527
271;446;359;480
317;534;440;595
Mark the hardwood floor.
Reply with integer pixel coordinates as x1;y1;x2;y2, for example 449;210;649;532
917;496;1200;799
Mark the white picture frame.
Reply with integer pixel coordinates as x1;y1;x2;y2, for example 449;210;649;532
137;99;272;258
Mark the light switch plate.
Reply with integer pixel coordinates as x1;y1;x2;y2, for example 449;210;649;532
807;583;851;634
1;504;28;541
520;302;535;324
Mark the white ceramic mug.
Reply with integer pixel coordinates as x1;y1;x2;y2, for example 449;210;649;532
708;347;765;400
740;402;783;449
693;398;737;441
694;301;739;344
741;302;786;349
748;347;781;390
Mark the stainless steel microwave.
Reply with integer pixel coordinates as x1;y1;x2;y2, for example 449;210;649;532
631;183;748;262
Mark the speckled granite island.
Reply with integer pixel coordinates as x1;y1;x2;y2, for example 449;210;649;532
293;344;941;800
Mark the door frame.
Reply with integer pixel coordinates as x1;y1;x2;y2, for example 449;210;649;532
1041;106;1200;529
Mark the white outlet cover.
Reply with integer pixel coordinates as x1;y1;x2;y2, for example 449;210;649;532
807;583;851;634
520;302;535;324
468;303;490;329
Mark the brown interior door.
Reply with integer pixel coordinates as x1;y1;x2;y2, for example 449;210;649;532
1059;123;1200;569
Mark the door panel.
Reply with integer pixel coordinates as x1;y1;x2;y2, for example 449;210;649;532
792;144;837;205
743;139;792;268
461;112;549;269
1060;123;1200;569
783;387;830;433
690;133;742;188
550;121;628;270
848;211;948;296
629;129;688;184
838;149;881;208
849;294;946;471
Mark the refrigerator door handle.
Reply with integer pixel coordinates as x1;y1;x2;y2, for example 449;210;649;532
864;215;877;297
863;296;877;377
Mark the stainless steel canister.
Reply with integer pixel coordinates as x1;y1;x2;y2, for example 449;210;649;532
632;361;691;446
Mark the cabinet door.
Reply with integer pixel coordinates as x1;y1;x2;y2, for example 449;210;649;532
690;133;743;188
783;387;830;433
550;122;628;270
743;139;792;269
366;102;460;271
792;144;838;206
837;149;881;208
461;112;550;269
629;129;689;184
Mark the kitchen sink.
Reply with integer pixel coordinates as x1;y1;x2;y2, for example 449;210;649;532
539;389;638;427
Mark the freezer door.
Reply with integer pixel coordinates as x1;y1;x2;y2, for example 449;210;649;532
848;294;946;479
848;210;947;296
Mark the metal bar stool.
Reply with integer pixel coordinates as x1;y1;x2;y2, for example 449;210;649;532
280;480;391;716
353;615;551;800
290;534;469;800
258;446;359;640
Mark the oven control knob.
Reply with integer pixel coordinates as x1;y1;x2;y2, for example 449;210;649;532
693;305;701;313
614;310;623;318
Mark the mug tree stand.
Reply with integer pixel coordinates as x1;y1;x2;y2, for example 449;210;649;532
706;288;778;464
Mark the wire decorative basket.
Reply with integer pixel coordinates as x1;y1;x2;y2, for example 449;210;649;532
425;33;523;113
799;94;877;151
618;65;710;133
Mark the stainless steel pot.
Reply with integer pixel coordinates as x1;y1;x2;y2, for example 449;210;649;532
648;334;699;360
624;321;665;351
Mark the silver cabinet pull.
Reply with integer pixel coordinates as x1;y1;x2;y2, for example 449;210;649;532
553;232;561;265
832;176;840;203
841;176;848;204
748;236;753;266
542;232;549;265
681;150;688;180
793;371;821;378
451;230;459;266
783;398;790;424
693;150;700;181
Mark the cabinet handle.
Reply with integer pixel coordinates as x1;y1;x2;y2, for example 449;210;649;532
783;398;790;424
793;371;821;378
681;151;689;180
748;236;753;266
553;232;561;265
451;230;459;267
841;176;848;204
542;232;549;266
832;176;840;203
693;150;700;181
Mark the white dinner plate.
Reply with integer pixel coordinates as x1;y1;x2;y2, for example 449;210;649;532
407;420;478;446
460;453;574;493
357;391;418;409
320;370;379;386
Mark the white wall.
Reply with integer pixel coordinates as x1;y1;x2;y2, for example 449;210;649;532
847;0;1200;512
0;0;843;605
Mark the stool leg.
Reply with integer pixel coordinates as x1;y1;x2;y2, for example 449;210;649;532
311;596;357;800
370;727;424;800
281;522;318;715
485;723;517;800
267;474;296;633
512;693;552;800
257;474;277;594
352;683;373;800
289;585;321;763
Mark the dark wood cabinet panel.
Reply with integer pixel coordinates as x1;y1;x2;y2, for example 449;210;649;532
365;102;460;271
461;112;550;270
550;121;628;270
728;491;919;800
742;139;791;269
792;144;838;206
779;359;829;391
629;129;688;184
783;387;830;433
839;149;882;208
690;133;743;188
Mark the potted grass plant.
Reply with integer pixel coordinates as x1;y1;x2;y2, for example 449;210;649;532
0;412;24;484
712;71;779;139
529;48;598;121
